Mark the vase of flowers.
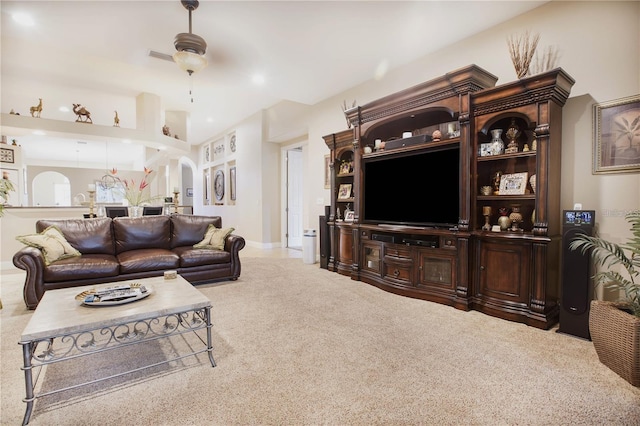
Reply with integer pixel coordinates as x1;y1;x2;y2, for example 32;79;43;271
106;167;160;213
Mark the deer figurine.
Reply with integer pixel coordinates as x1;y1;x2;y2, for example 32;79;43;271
113;110;120;127
72;104;92;123
30;98;43;118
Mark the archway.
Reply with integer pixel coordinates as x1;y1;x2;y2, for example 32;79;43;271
32;171;70;206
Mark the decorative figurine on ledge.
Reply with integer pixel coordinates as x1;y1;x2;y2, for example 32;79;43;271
30;98;43;118
504;118;521;154
113;110;120;127
162;124;171;136
73;104;93;123
432;129;442;142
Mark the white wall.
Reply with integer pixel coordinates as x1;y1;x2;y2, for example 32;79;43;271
4;1;639;261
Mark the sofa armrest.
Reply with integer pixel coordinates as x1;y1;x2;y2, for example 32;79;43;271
224;234;246;279
13;247;47;310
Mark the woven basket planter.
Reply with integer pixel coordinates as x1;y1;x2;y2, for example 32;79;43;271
589;300;640;387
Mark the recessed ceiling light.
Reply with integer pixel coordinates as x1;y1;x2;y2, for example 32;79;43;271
251;74;265;85
59;106;70;112
207;117;214;123
32;130;45;136
12;12;35;26
122;139;131;144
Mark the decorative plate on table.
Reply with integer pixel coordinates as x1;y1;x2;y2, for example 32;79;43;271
75;283;151;306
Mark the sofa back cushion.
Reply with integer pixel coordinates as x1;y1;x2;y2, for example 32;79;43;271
170;214;222;249
36;218;115;255
114;215;171;254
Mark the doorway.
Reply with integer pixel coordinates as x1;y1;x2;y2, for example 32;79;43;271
286;147;303;249
32;171;70;206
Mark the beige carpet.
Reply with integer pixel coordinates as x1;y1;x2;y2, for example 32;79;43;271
2;257;639;425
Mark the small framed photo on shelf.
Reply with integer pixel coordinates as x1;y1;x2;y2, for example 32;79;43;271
593;94;640;174
480;143;493;157
499;172;528;195
337;183;352;200
344;210;355;222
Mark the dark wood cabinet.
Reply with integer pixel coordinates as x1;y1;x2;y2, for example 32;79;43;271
470;68;574;328
323;65;573;329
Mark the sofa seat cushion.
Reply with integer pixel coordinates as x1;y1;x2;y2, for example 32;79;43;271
43;254;119;283
118;249;179;274
173;246;231;267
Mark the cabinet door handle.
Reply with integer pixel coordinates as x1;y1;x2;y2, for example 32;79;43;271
393;269;400;277
480;266;485;270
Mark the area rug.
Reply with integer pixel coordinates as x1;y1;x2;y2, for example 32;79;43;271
1;257;639;425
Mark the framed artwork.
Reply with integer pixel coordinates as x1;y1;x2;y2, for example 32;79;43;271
186;187;193;197
324;155;330;189
499;172;528;195
204;171;211;205
230;166;237;201
0;147;15;163
214;170;224;201
338;183;352;200
593;94;640;174
344;210;355;222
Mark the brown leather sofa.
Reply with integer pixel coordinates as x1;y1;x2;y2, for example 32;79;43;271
13;214;245;309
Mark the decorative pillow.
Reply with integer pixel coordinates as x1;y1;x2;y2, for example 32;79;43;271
16;225;81;265
194;225;234;250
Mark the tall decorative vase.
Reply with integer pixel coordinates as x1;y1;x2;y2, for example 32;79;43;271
130;205;141;218
497;207;511;231
509;205;523;232
490;129;504;155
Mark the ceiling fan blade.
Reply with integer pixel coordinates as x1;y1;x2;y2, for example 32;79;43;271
148;50;174;62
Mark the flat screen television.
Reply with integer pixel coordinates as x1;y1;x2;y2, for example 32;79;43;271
362;145;460;228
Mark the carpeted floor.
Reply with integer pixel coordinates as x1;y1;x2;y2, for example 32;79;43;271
1;257;639;425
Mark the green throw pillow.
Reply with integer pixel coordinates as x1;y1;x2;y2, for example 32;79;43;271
16;225;81;265
194;225;234;250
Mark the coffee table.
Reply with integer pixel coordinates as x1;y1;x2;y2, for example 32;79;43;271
19;275;215;425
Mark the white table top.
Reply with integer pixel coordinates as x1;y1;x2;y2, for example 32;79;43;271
21;275;211;342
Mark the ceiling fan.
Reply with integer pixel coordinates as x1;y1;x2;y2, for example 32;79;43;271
149;0;208;75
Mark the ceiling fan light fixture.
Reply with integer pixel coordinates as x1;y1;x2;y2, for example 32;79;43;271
173;0;207;75
173;50;208;75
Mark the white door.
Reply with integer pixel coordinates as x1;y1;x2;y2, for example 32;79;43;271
287;148;303;249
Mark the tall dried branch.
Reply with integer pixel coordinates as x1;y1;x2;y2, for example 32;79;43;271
507;31;540;78
530;45;560;75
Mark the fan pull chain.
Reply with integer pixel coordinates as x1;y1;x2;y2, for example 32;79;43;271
189;72;194;103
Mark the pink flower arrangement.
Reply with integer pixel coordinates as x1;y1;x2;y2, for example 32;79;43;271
109;167;158;206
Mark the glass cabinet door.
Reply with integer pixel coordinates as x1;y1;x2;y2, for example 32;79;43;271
362;243;381;272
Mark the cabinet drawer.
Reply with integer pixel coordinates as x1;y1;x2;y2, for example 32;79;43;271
383;262;413;283
384;246;412;260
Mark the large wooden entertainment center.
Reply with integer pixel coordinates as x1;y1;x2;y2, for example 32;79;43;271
323;65;574;329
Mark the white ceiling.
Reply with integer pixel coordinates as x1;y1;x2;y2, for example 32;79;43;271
0;0;548;165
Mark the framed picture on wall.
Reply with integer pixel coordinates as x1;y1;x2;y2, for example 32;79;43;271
230;167;237;201
0;147;15;163
593;94;640;174
324;155;330;189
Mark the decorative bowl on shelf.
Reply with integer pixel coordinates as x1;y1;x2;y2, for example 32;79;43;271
480;186;493;196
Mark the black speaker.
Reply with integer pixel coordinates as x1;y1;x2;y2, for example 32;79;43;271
319;211;330;270
558;210;596;340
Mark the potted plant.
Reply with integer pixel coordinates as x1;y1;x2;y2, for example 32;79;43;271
569;210;640;386
0;172;16;217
